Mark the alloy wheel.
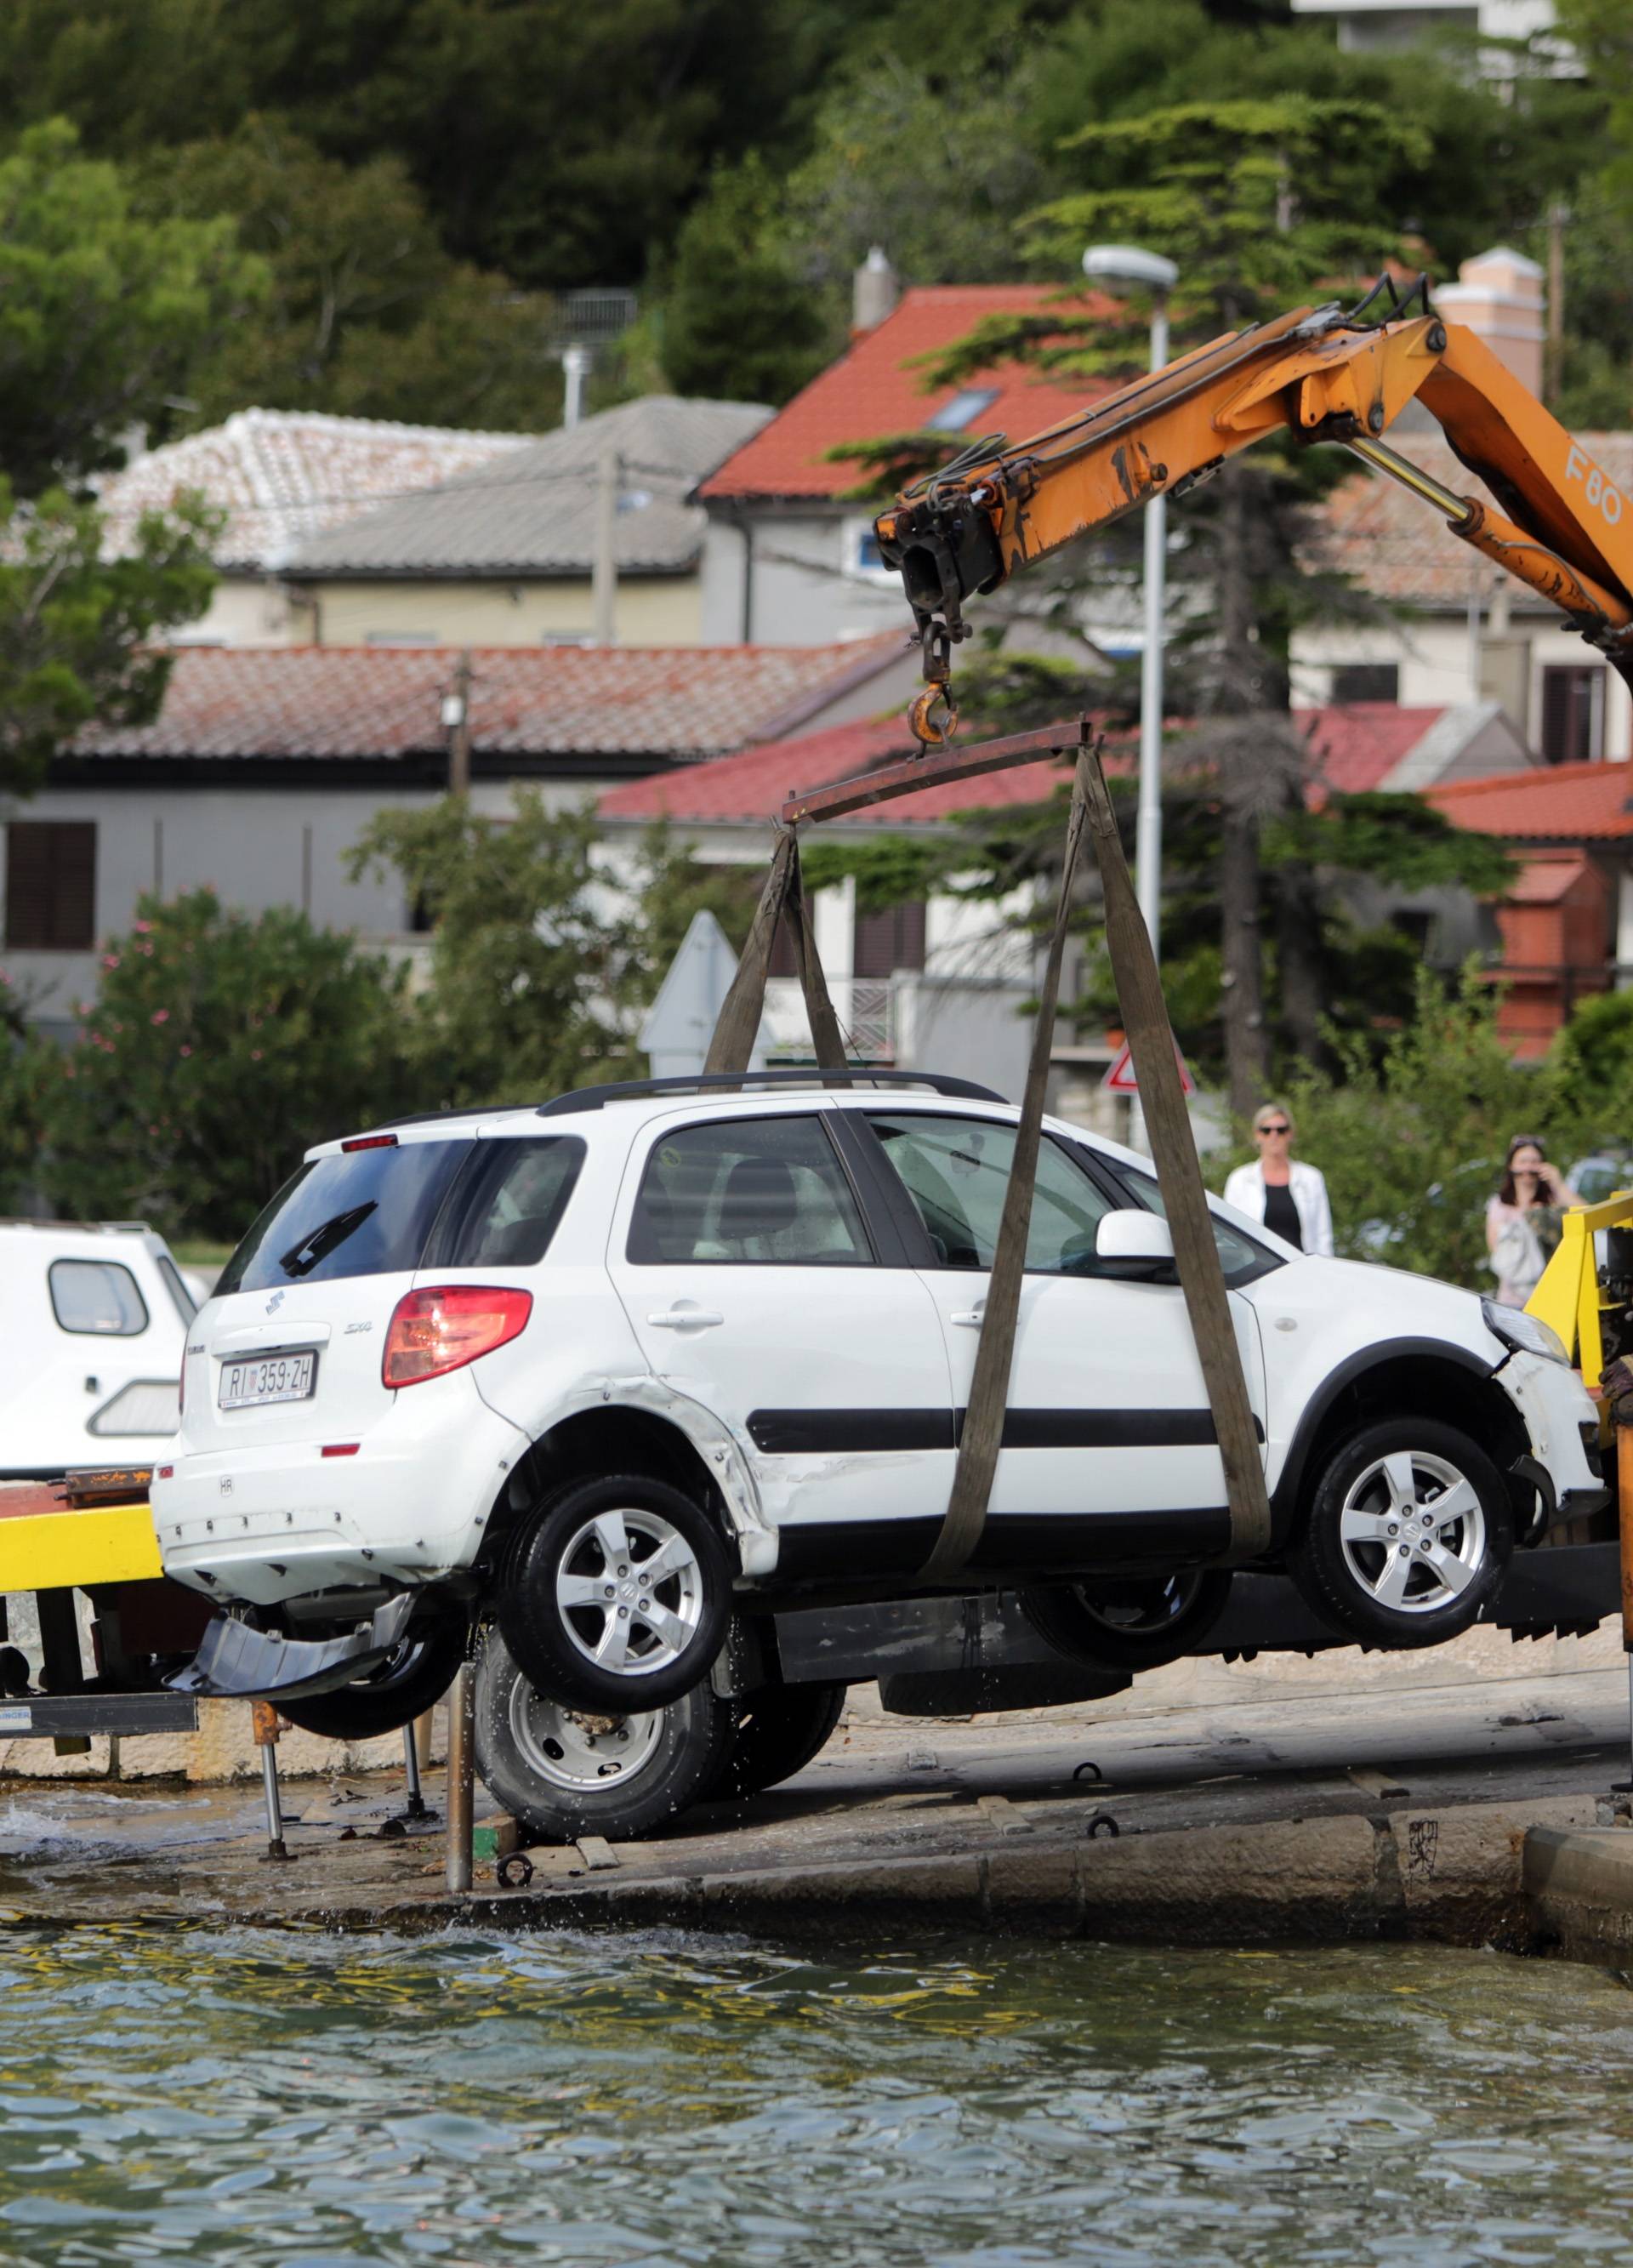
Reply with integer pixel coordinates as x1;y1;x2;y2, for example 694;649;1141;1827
553;1506;705;1679
1336;1449;1487;1615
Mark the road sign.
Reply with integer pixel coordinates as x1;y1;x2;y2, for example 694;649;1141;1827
1101;1035;1195;1097
639;910;767;1079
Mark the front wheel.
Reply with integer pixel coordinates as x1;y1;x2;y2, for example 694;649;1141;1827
498;1473;733;1711
1016;1568;1232;1673
474;1630;736;1843
1287;1417;1512;1648
276;1616;468;1741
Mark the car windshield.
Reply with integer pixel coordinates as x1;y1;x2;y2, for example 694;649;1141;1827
216;1142;469;1296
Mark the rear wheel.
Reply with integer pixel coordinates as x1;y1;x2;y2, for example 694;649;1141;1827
474;1629;736;1843
1288;1417;1511;1647
276;1616;468;1741
1016;1568;1232;1673
498;1473;733;1711
717;1681;847;1799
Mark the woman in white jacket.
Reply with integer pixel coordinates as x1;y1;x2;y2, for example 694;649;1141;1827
1222;1102;1334;1257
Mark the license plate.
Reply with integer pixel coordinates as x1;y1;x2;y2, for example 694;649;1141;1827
219;1352;317;1410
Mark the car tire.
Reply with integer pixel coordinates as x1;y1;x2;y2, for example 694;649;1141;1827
475;1628;736;1843
498;1473;733;1711
1016;1568;1233;1673
716;1681;848;1799
1288;1417;1512;1648
276;1616;469;1742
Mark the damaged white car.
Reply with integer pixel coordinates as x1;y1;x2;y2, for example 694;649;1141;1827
152;1071;1606;1759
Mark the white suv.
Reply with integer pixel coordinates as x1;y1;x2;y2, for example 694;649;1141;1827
152;1072;1606;1732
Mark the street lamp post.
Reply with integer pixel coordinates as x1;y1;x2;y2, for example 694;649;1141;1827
1082;245;1179;961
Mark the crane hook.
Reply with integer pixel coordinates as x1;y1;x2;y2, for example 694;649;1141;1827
908;683;959;749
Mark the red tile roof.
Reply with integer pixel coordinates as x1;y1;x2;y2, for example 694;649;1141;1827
697;287;1117;504
1505;852;1595;904
600;703;1471;830
1318;431;1633;611
69;637;904;766
1297;704;1448;793
599;715;1088;827
1430;761;1633;841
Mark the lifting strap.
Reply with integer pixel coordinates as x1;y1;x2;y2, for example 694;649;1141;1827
1080;748;1272;1560
916;744;1092;1582
918;727;1271;1582
704;827;848;1077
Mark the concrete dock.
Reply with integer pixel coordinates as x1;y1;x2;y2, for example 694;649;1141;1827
5;1639;1633;1959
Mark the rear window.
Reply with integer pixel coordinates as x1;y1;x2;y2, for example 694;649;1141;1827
216;1141;469;1296
50;1259;148;1336
422;1138;585;1268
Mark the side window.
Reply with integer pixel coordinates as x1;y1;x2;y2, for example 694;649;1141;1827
50;1259;149;1336
629;1117;873;1267
868;1114;1117;1274
425;1138;585;1268
1115;1163;1282;1287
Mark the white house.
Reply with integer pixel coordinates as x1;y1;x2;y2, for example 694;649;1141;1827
2;636;918;1041
94;412;535;647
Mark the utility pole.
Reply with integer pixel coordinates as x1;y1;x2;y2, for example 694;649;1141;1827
1545;202;1568;410
593;446;619;646
444;650;473;795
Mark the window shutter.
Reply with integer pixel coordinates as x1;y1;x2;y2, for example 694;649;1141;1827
853;900;926;978
1540;665;1605;763
5;823;97;949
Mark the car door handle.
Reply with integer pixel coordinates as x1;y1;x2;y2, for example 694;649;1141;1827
646;1306;725;1331
950;1303;986;1328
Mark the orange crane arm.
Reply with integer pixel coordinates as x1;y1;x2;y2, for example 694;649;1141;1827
873;288;1633;738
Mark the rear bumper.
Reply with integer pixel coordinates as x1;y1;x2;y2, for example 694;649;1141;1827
169;1591;418;1701
151;1375;530;1607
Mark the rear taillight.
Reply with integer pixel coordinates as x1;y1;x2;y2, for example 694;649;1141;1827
382;1285;532;1388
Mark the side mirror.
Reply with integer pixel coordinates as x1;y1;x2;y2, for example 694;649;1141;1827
1095;1210;1176;1277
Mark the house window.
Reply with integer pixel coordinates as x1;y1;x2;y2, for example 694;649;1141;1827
5;822;96;949
1331;663;1399;704
854;900;926;978
926;389;1000;434
1540;664;1606;763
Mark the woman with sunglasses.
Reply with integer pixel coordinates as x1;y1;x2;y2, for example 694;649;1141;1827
1222;1103;1334;1256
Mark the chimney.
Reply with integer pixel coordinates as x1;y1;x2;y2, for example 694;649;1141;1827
852;246;899;335
1435;246;1545;396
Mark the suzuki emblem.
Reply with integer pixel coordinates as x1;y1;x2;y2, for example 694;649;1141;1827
265;1290;286;1314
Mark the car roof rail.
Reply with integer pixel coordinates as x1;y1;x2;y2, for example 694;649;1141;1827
535;1069;1007;1117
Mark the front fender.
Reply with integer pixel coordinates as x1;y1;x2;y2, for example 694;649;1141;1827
1267;1336;1499;1542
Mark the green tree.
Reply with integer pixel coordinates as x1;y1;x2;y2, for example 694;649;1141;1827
658;157;833;407
0;486;218;800
915;93;1442;1107
346;796;761;1110
138;119;560;430
0;119;256;495
42;891;417;1241
0;120;254;798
